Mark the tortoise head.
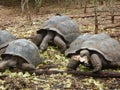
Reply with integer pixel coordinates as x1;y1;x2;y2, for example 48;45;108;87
31;34;42;46
80;49;90;66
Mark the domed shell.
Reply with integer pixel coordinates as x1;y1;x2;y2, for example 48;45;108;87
1;39;43;67
65;33;92;56
80;33;120;62
0;30;16;45
37;15;80;44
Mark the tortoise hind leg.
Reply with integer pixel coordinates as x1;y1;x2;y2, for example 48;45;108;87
54;35;67;53
90;54;102;73
40;31;54;51
31;33;45;46
21;63;36;71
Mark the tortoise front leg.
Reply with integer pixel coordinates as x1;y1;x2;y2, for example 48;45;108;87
40;31;54;51
54;35;67;53
0;61;9;71
7;59;17;67
90;54;102;73
67;55;80;71
21;63;36;71
31;33;45;46
0;60;16;71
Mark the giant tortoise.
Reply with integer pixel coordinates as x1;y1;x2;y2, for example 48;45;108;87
0;30;16;45
0;39;43;71
0;30;16;55
32;15;80;53
65;33;120;72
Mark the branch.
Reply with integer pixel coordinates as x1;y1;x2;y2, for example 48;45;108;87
4;68;120;78
103;24;120;30
28;69;120;78
110;32;120;38
69;14;100;19
68;14;120;19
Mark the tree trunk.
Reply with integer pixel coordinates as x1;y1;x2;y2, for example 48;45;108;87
94;0;98;34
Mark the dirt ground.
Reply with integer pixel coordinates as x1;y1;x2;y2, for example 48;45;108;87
0;2;120;90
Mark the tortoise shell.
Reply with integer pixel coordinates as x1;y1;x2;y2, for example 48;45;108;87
37;15;80;44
